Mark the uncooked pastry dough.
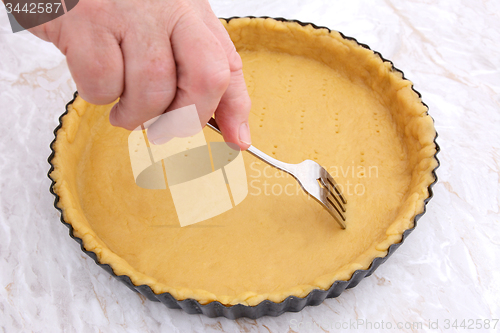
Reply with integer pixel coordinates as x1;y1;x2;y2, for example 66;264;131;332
49;18;438;306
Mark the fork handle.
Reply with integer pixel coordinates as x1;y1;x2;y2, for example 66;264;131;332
206;118;297;175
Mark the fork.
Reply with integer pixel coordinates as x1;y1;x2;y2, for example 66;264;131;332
207;118;347;229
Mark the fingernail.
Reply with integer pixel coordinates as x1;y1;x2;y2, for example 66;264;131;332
109;104;118;126
147;129;173;146
239;122;251;145
77;88;89;103
147;134;165;145
149;137;171;145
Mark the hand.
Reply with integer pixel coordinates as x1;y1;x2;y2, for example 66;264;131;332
29;0;252;149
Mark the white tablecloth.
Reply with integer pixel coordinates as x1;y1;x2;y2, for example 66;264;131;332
1;0;498;331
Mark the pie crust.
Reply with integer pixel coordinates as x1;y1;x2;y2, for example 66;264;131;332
49;17;438;310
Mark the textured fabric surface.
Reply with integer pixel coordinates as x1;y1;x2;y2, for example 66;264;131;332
0;0;498;331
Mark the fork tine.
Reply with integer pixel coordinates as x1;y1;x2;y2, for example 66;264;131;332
319;170;346;212
318;168;347;229
316;175;347;227
323;193;347;229
325;172;347;205
325;193;346;220
321;178;346;213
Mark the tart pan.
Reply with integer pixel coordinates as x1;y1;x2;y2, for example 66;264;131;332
47;17;440;319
